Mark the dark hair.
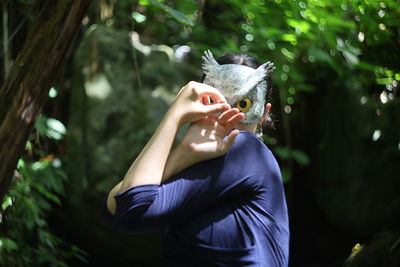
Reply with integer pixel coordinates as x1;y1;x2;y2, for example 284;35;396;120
201;53;274;130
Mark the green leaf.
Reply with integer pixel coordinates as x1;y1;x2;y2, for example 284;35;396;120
281;167;292;183
274;147;310;166
2;195;13;211
282;34;297;43
274;146;291;159
0;237;18;251
376;77;393;85
308;47;331;63
139;0;150;5
292;149;310;166
17;158;25;169
342;48;359;65
48;87;58;98
32;183;61;206
324;14;355;29
132;12;146;23
297;83;315;92
281;48;294;61
35;115;66;140
46;118;66;138
150;0;194;27
286;18;311;33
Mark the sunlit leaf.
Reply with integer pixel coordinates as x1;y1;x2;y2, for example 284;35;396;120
0;237;18;251
376;77;393;85
150;0;194;27
286;19;311;33
48;87;57;98
132;12;146;23
356;61;380;72
342;49;359;65
35;115;66;140
17;158;25;169
282;34;297;43
324;14;355;29
46;118;66;135
2;196;13;211
139;0;150;5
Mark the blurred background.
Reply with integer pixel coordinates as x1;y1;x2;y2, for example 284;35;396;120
1;0;399;266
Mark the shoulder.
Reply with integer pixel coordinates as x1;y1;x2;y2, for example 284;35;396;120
225;131;279;172
228;131;272;160
224;131;283;187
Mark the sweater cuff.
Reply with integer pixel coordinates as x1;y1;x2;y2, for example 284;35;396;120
112;184;159;231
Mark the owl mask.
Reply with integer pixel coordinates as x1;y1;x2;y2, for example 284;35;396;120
202;50;274;124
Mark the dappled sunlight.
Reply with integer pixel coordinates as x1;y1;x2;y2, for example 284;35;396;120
2;0;399;266
84;74;112;100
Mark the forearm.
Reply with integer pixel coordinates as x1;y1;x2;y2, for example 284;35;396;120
162;146;199;182
119;108;180;190
107;108;180;214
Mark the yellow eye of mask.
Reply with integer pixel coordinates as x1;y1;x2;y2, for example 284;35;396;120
235;98;252;112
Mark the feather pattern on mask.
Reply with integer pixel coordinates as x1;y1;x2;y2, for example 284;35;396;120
202;50;275;124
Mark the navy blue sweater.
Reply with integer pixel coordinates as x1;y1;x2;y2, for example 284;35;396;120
104;131;290;266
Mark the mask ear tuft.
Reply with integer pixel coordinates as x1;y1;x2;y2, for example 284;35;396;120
243;61;274;95
257;61;275;77
202;50;219;74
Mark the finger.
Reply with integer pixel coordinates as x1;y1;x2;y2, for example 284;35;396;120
217;108;240;124
265;103;272;116
200;103;229;116
200;91;226;104
224;113;245;129
194;83;227;103
186;81;227;104
202;96;211;105
220;129;239;153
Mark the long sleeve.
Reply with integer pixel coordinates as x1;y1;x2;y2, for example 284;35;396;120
104;131;279;233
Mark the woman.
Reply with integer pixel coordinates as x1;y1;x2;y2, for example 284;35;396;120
104;51;290;266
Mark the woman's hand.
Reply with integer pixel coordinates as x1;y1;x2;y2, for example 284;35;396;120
178;108;245;160
162;108;245;181
169;81;230;126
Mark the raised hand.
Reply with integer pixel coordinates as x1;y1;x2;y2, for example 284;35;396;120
162;106;245;181
170;81;231;126
178;108;244;160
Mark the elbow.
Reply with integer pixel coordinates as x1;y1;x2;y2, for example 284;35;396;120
105;184;160;232
111;203;155;233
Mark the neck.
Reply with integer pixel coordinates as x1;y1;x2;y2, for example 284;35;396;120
237;122;257;133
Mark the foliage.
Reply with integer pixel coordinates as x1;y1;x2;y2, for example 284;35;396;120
0;116;87;266
149;0;194;26
35;115;67;141
99;0;399;183
5;0;400;266
80;0;399;265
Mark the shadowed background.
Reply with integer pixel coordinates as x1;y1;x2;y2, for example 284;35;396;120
1;0;399;266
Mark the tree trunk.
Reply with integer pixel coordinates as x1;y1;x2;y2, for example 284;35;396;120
0;0;91;202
